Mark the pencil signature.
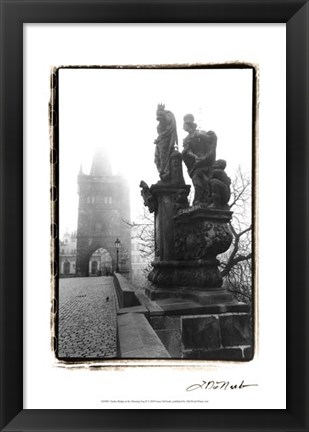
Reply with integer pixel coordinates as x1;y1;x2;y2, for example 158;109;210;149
186;380;258;392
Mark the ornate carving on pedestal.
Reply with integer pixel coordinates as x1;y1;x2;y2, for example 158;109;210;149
139;180;157;213
148;259;223;288
174;218;233;261
173;204;233;288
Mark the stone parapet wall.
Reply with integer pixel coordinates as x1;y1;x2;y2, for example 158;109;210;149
117;313;170;358
113;273;140;309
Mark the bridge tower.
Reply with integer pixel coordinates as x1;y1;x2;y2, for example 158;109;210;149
75;147;131;277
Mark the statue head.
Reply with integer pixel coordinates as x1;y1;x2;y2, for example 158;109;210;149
156;103;166;121
183;113;197;134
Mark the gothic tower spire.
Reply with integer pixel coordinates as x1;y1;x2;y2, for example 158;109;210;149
90;146;112;176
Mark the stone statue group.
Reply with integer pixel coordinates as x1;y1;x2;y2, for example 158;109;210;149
140;104;234;290
153;104;231;210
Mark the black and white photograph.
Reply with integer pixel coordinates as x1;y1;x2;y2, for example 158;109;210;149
54;66;254;360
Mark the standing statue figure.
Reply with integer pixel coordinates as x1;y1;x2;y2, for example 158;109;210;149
154;104;178;183
182;114;231;209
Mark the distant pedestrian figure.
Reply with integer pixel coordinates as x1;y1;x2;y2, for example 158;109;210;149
106;297;109;302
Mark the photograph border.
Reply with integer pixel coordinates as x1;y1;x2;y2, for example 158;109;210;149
0;0;308;430
52;62;257;363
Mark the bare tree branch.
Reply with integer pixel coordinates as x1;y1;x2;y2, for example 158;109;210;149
221;252;252;278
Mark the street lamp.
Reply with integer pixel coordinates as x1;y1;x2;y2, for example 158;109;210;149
115;238;121;273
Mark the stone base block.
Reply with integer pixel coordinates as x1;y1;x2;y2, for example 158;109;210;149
113;276;253;360
183;347;253;360
149;304;252;360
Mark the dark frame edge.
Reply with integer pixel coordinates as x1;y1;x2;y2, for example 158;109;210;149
0;0;308;431
0;0;23;431
286;1;309;430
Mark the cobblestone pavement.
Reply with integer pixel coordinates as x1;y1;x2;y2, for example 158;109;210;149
58;277;117;359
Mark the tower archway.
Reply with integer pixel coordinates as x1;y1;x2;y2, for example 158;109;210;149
89;247;113;276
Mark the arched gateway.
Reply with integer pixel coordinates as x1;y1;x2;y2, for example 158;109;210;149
75;147;131;277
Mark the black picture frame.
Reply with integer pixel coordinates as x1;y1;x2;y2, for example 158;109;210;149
0;1;308;431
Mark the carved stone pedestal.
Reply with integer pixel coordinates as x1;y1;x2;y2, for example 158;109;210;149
148;203;233;294
144;199;253;360
175;204;233;247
